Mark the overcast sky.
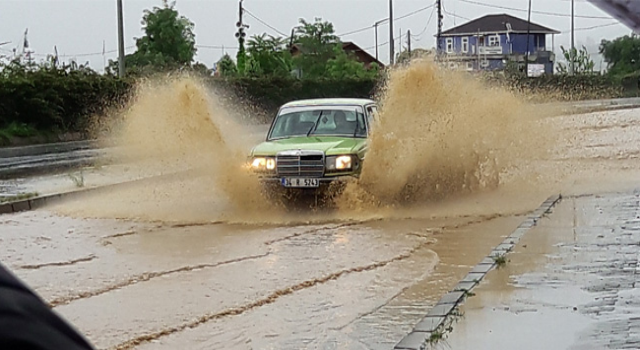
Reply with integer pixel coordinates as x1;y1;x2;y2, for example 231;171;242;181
0;0;633;72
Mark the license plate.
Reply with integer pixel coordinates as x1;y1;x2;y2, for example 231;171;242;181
281;178;320;188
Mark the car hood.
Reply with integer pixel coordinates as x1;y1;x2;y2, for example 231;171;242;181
251;136;367;157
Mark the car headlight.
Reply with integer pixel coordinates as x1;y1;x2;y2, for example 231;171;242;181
251;157;275;171
326;155;353;171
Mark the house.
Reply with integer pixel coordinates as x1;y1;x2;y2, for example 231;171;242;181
289;41;385;69
437;14;560;75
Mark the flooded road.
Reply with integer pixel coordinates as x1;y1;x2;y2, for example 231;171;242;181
2;105;640;349
3;63;640;349
1;209;524;350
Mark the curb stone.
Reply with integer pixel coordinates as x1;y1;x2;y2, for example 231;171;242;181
394;194;562;350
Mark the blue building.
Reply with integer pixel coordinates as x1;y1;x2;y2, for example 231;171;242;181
437;14;560;75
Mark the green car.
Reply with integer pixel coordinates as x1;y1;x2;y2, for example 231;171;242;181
249;98;378;198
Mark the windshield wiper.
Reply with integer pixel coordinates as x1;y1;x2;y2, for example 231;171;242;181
307;111;324;137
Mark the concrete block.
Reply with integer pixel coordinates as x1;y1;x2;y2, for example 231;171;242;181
11;201;30;212
414;316;445;332
438;291;465;304
470;263;495;274
453;281;477;292
511;228;530;238
461;272;485;283
427;303;456;317
29;197;46;209
494;243;514;252
395;331;431;350
478;257;495;265
502;237;519;245
0;203;13;215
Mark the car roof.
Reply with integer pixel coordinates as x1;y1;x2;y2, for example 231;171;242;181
281;98;376;108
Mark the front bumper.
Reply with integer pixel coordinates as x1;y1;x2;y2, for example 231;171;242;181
257;175;354;194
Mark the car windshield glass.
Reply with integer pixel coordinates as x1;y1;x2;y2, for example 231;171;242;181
269;107;367;140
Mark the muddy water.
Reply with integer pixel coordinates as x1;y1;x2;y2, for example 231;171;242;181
5;61;640;349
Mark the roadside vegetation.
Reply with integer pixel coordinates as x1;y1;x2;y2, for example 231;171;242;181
493;253;507;267
0;192;38;204
0;0;633;146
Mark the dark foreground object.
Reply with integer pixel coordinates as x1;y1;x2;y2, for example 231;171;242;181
0;263;94;350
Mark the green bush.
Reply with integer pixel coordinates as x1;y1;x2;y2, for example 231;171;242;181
0;61;132;133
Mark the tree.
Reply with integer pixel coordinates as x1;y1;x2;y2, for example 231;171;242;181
325;45;379;79
556;45;595;75
246;34;292;77
292;18;339;78
600;34;640;77
107;0;197;75
216;54;237;77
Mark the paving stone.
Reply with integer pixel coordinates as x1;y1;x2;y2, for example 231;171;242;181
395;331;431;350
438;291;466;305
453;281;477;292
11;201;30;212
470;263;495;274
461;272;485;283
413;316;445;332
427;303;456;317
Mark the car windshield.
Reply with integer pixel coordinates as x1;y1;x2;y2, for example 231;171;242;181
268;106;367;140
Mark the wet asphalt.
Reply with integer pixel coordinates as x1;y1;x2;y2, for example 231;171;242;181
442;190;640;350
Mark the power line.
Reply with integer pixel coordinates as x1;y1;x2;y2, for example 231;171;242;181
443;9;470;21
337;3;436;37
411;4;437;40
457;0;612;19
339;26;375;37
243;9;289;37
561;21;620;33
363;33;402;51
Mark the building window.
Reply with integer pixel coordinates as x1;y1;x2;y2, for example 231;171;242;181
488;35;500;47
467;62;474;71
461;37;469;53
446;38;453;53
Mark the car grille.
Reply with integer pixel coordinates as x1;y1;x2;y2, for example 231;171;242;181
276;152;325;178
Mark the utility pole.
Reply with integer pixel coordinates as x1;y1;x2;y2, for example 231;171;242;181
117;0;125;78
407;29;411;53
525;0;532;77
375;22;379;60
571;0;575;75
389;0;395;65
436;0;443;55
235;0;249;73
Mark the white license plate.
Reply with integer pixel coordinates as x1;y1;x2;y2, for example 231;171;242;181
281;178;320;188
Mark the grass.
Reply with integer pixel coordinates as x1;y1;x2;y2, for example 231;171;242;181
429;331;444;343
0;122;50;147
0;192;39;203
67;171;85;188
493;253;507;267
